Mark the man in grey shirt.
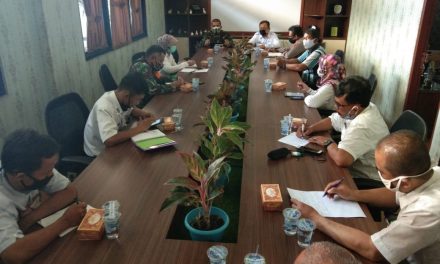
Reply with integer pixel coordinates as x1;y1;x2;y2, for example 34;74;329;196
285;25;305;59
0;129;86;263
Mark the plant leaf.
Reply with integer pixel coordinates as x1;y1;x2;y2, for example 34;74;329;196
165;176;199;190
159;192;198;211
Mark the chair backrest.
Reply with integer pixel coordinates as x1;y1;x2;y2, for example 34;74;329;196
368;73;377;96
390;110;427;141
99;64;118;91
131;52;145;64
45;92;90;158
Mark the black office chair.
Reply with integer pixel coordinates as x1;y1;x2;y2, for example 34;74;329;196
390;110;427;141
45;92;94;181
131;52;145;64
368;73;377;97
99;64;118;92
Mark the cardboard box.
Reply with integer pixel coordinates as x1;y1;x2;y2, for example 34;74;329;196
200;60;208;68
272;82;287;90
260;184;283;211
180;82;193;93
77;208;105;240
269;62;277;70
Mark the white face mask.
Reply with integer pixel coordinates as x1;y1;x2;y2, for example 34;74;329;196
378;168;433;192
303;39;315;49
317;66;325;77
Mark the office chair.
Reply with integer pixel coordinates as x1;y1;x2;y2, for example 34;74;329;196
390;110;427;141
131;52;145;64
99;64;118;92
368;73;377;97
45;92;94;181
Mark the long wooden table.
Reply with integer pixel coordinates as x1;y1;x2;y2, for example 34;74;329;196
29;49;379;264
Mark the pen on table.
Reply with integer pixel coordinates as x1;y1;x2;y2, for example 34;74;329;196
323;178;345;197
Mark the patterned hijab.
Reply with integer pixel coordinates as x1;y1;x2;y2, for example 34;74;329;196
157;34;177;52
317;54;346;88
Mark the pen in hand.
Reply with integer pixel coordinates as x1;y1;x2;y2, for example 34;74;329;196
323;178;345;197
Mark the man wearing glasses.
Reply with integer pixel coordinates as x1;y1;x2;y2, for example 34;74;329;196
297;76;389;181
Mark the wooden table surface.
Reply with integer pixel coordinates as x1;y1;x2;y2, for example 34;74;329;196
29;49;380;264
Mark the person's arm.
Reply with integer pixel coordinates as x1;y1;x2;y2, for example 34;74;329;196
297;117;332;137
1;203;86;264
267;33;280;49
18;185;77;232
162;55;190;74
286;63;307;72
248;33;258;45
303;83;333;108
308;136;355;167
131;107;151;119
291;199;386;262
104;118;155;147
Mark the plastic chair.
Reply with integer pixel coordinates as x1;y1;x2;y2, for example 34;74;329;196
99;64;118;92
45;92;94;180
390;110;427;141
131;52;145;64
368;73;377;97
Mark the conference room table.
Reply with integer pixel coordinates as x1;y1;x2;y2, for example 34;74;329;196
29;48;380;264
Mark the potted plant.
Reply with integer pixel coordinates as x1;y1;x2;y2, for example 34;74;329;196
160;152;229;241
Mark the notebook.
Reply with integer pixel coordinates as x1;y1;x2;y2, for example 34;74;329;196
131;129;176;151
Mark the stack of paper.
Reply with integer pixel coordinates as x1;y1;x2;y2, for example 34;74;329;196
278;133;309;148
131;129;176;151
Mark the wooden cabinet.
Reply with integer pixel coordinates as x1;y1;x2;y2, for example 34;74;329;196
164;0;211;56
301;0;352;40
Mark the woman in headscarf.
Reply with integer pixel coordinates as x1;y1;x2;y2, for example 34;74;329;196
297;54;346;111
157;34;196;79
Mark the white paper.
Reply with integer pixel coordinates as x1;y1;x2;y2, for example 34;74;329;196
180;68;196;73
131;129;165;142
287;188;366;218
268;52;283;57
278;133;309;148
194;68;209;73
39;205;95;237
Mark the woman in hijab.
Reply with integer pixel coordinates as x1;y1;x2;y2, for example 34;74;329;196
157;34;196;78
297;54;346;111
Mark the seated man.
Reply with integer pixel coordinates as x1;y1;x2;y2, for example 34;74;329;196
297;76;389;180
130;44;184;102
292;130;440;263
201;18;233;48
248;20;280;49
294;241;361;264
84;72;155;157
0;129;86;264
278;26;325;88
284;25;305;59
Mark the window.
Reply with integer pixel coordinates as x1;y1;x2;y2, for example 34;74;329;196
78;0;147;60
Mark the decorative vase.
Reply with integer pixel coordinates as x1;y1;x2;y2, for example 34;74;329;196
184;207;230;241
334;5;342;15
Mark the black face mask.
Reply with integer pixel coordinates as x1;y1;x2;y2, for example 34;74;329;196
288;38;296;44
259;29;267;36
21;174;53;191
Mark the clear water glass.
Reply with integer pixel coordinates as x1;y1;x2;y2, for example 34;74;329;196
264;79;272;92
263;58;270;70
282;208;301;236
297;218;316;247
172;108;183;131
207;245;228;264
192;78;199;92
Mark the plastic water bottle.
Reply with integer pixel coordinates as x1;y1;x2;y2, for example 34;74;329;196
102;200;121;239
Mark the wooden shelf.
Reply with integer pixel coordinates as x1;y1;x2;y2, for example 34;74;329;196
326;15;349;18
304;14;324;18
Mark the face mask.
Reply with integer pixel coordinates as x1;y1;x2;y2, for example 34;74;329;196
317;66;325;77
259;29;267;36
150;60;163;72
343;106;358;120
288;37;296;44
212;26;220;33
303;39;315;49
169;45;177;53
378;168;432;192
21;174;53;191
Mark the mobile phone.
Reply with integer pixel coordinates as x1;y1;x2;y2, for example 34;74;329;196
299;146;323;156
285;92;305;100
149;118;163;129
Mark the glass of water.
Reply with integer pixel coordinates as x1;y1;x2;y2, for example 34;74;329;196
172;108;183;131
297;218;316;247
263;58;270;70
282;208;301;236
207;245;228;264
192;78;199;92
264;79;272;92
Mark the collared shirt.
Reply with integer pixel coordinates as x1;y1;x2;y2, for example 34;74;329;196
248;31;280;49
285;37;306;59
83;91;133;156
329;103;389;180
371;166;440;263
0;168;70;254
297;46;326;70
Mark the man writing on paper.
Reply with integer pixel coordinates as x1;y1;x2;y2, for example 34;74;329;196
297;76;389;181
84;72;155;157
292;131;440;263
0;129;86;264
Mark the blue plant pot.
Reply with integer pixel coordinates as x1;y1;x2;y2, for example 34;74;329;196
230;112;239;122
184;207;230;242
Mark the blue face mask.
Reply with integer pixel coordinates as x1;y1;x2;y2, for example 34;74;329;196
169;45;177;53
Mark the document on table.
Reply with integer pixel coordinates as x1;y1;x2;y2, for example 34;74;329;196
268;52;283;57
180;68;196;73
287;188;366;218
278;133;309;148
38;205;94;237
194;68;209;73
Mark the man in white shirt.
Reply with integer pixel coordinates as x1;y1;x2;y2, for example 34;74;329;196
298;76;389;180
292;130;440;263
0;129;86;264
248;20;280;49
84;72;155;157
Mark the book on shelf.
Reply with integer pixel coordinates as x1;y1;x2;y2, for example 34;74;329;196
131;129;176;151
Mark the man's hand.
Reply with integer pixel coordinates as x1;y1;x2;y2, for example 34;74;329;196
258;44;266;49
59;202;87;228
296;123;314;138
308;136;332;146
204;39;210;47
276;58;286;69
172;76;185;89
323;180;357;201
134;117;155;133
187;60;196;66
291;198;320;220
224;39;230;47
297;81;311;93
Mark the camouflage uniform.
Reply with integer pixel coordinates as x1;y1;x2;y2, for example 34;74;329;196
201;29;233;48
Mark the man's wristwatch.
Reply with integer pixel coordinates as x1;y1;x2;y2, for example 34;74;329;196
323;139;334;149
